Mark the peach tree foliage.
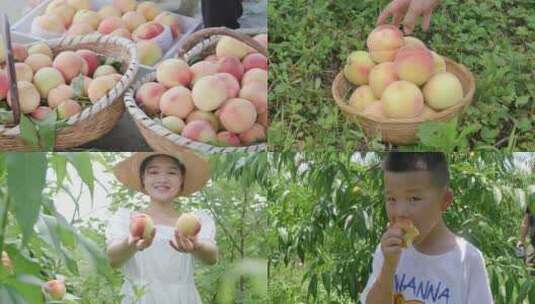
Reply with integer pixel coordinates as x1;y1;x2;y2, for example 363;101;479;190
0;152;118;304
267;152;535;303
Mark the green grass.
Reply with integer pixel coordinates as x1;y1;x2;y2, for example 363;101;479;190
268;0;535;151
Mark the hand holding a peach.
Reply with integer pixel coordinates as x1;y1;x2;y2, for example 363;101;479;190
377;0;441;34
169;229;198;253
128;213;156;251
380;222;404;272
169;212;201;253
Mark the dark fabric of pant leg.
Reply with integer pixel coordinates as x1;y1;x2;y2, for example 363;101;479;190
201;0;243;29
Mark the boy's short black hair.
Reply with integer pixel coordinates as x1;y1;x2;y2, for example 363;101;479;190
383;152;449;188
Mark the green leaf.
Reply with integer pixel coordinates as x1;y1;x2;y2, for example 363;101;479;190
18;115;39;150
64;152;94;199
34;110;58;152
50;154;67;191
6;153;47;244
0;284;29;304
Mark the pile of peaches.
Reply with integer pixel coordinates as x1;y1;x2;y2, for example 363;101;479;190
32;0;183;65
342;25;464;121
0;41;124;122
135;34;268;147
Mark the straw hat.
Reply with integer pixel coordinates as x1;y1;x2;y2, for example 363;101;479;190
113;150;211;197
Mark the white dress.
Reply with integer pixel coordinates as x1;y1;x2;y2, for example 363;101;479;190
106;208;216;304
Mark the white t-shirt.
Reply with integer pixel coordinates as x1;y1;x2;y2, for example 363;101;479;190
106;208;216;304
360;237;493;304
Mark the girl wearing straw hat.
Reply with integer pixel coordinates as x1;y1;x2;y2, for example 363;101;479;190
106;151;218;304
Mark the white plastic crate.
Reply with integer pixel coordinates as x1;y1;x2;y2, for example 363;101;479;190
11;0;202;69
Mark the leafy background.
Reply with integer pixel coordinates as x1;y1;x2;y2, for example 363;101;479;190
0;153;268;304
267;152;535;303
268;0;535;151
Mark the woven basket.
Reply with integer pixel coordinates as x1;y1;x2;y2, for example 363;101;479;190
0;34;138;150
332;57;475;145
124;27;268;154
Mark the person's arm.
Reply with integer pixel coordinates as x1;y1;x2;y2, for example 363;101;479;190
169;230;219;265
366;264;397;303
107;229;157;268
377;0;441;35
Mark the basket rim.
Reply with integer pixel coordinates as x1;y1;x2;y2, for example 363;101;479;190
332;57;475;125
0;34;139;136
124;72;267;153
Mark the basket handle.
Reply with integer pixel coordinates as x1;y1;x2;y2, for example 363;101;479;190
2;14;21;125
178;27;268;58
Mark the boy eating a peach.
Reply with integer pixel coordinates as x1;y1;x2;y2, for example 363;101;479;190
361;153;493;303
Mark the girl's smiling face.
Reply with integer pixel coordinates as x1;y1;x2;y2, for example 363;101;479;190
384;170;452;245
142;156;184;202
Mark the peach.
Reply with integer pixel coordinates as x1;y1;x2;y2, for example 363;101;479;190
242;53;268;71
135;82;166;114
12;43;29;62
186;110;220;131
361;101;386;120
204;55;218;63
98;16;127;35
43;280;66;300
368;62;399;99
190;61;219;84
381;81;424;118
133;22;173;51
0;39;5;63
113;0;137;14
72;9;101;30
156;59;191;87
1;251;12;273
154;12;181;38
239;82;267;114
216;36;252;59
25;54;53;73
422;72;463;110
431;51;446;75
87;75;119;103
348;85;375;112
162;116;185;133
241;68;267;87
160;86;194;119
181;120;217;143
31;15;65;39
67;0;91;10
28;43;53;60
366;25;404;63
66;22;94;36
403;36;426;48
136;41;162;66
217;56;244;81
53;51;87;83
239;123;265;145
215;73;240;98
57;99;82;119
33;67;66;98
122;11;147;32
31;106;53;120
130;213;154;239
45;0;67;12
219;98;257;133
76;50;100;77
136;1;160;21
70;76;92;97
7;81;40;114
47;84;74;108
15;63;34;82
175;213;201;237
0;70;8;100
253;34;268;49
343;51;376;86
109;28;132;39
47;3;76;28
217;131;240;146
98;5;122;19
394;45;434;86
93;65;117;78
192;75;229;111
